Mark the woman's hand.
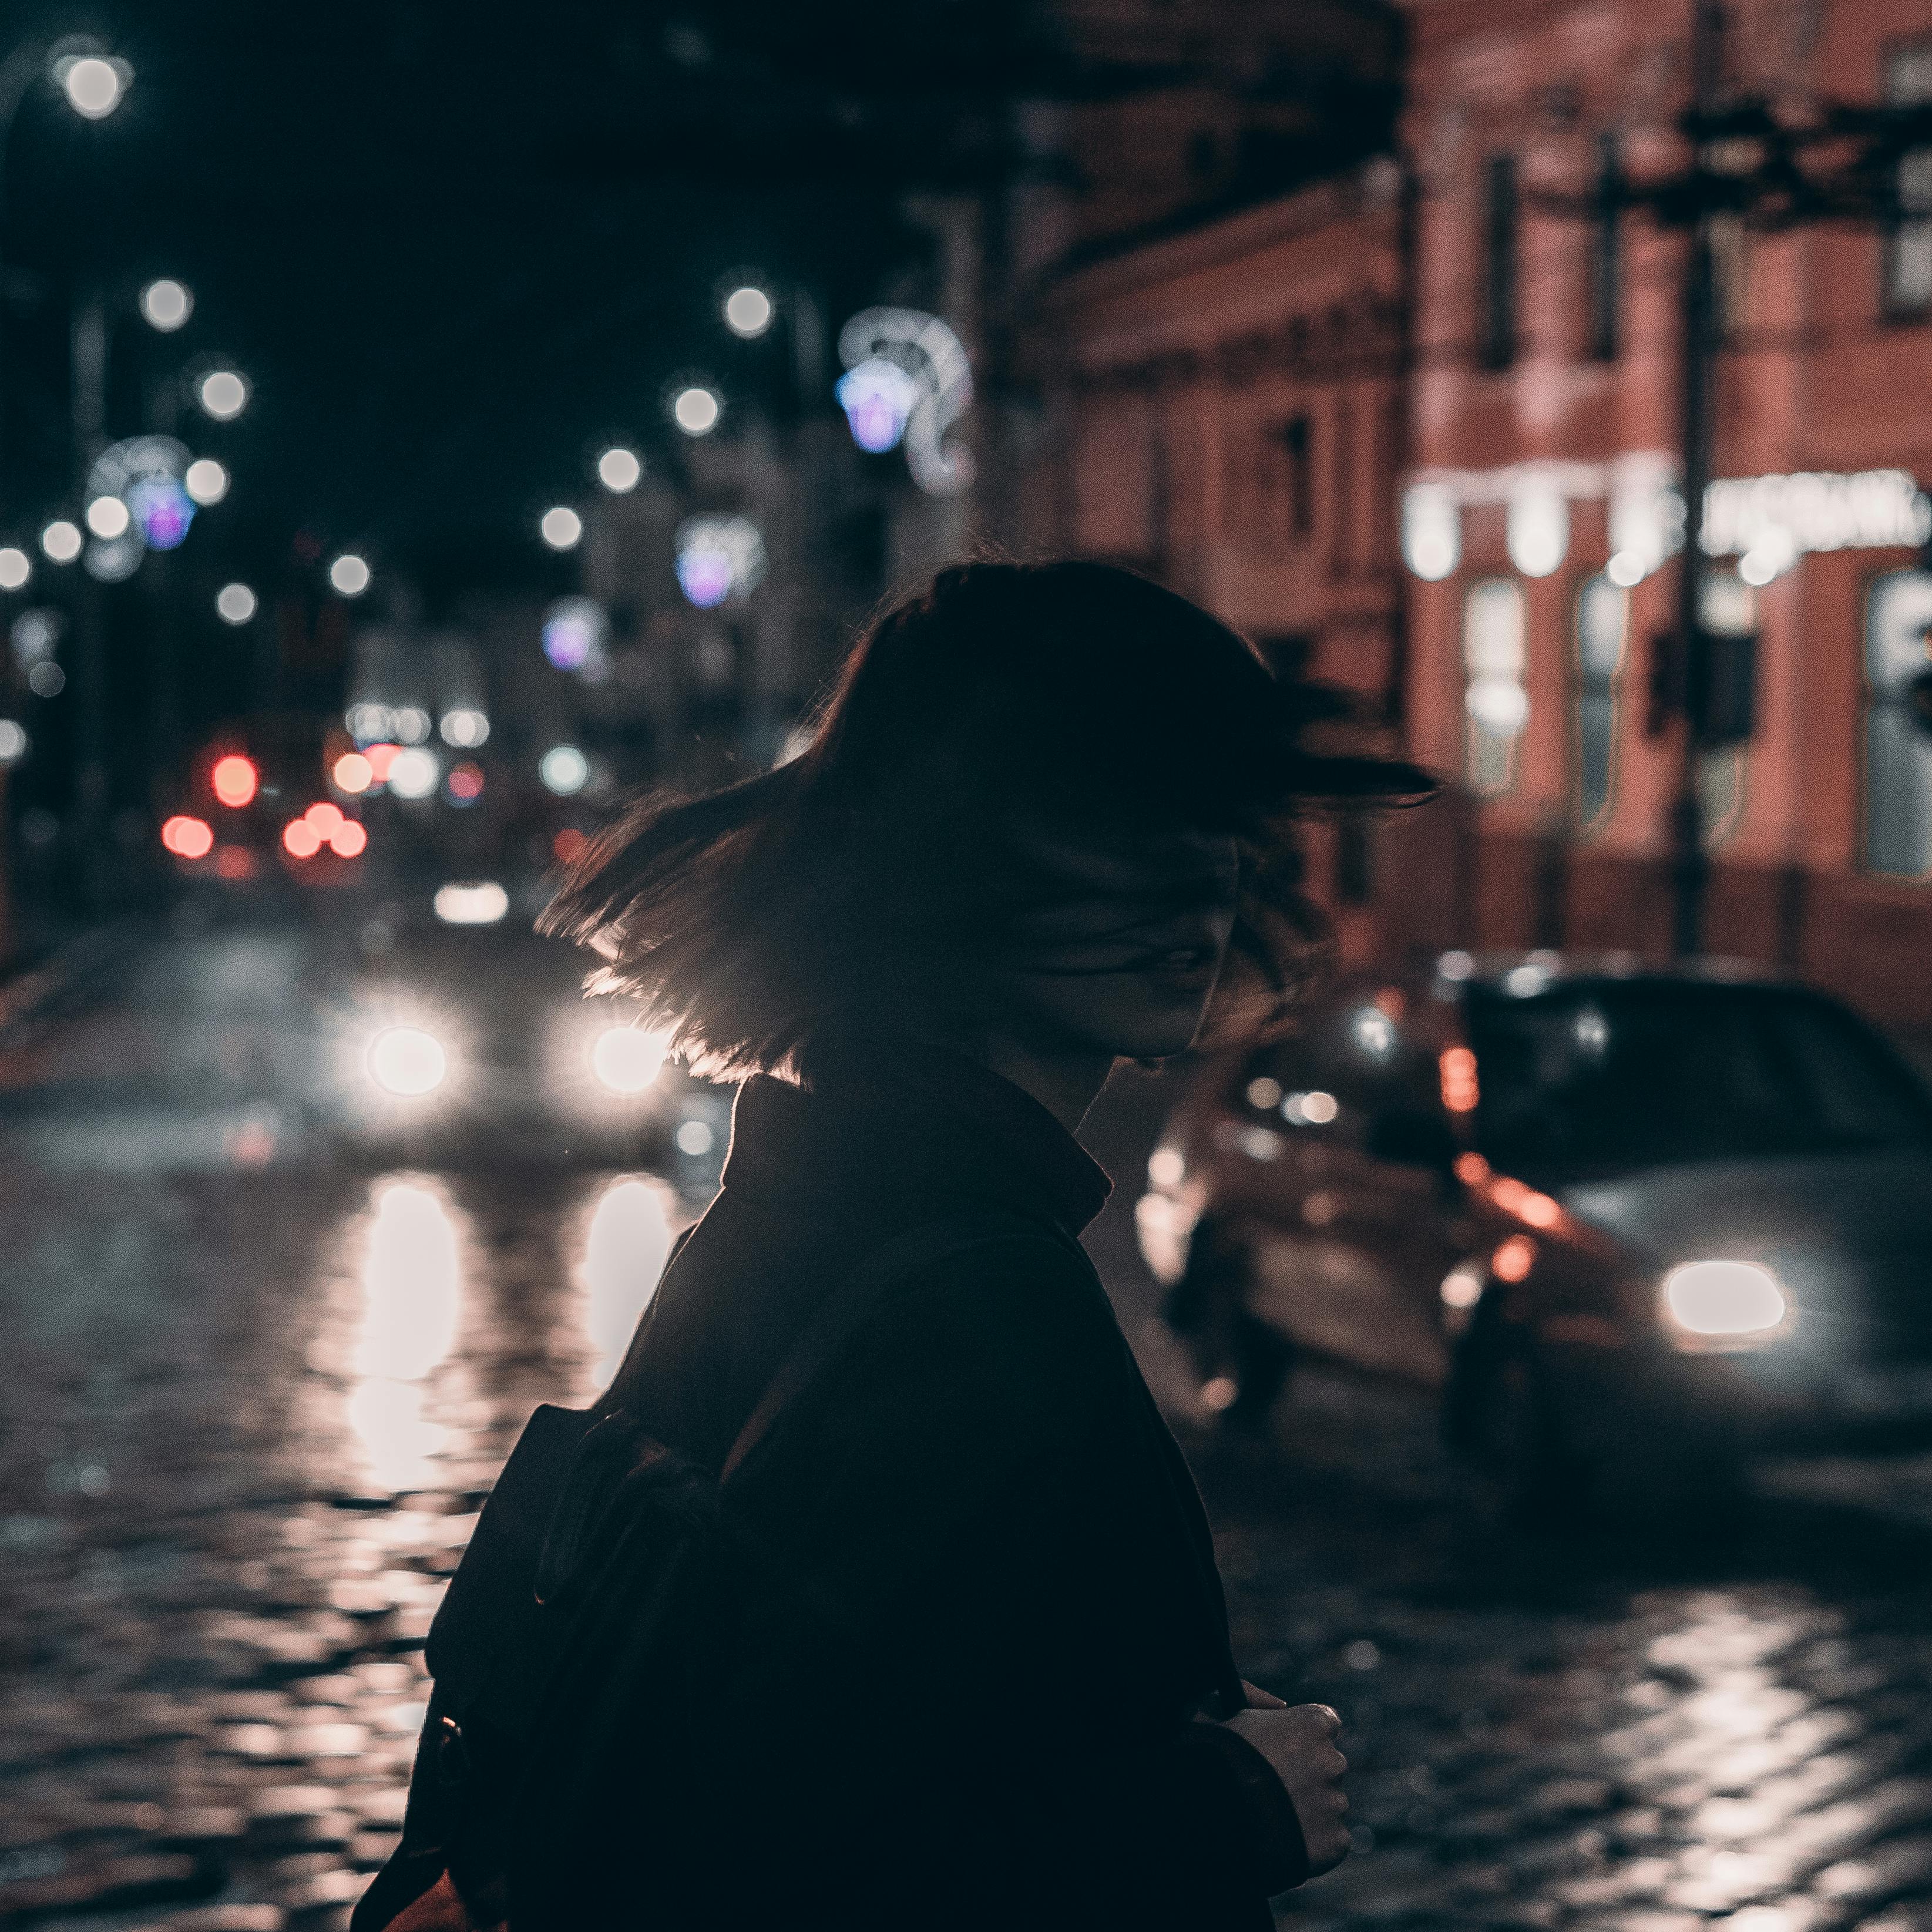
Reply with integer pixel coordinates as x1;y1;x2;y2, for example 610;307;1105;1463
1222;1683;1350;1876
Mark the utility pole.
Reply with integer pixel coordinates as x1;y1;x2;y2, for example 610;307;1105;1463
1670;0;1724;959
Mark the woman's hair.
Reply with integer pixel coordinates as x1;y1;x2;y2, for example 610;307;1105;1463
540;560;1432;1077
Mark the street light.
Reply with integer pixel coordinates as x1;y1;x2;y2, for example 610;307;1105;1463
140;279;191;331
671;385;721;436
540;505;583;550
329;553;371;597
198;369;248;421
40;520;80;563
55;53;130;120
0;546;27;590
216;583;256;624
723;285;774;339
596;446;640;493
183;458;228;505
84;496;130;540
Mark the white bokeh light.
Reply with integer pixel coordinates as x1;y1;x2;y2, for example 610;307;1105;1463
59;56;127;120
216;583;257;624
184;458;229;505
0;548;29;591
387;748;439;800
596;447;641;493
41;522;82;565
592;1027;668;1095
140;279;192;331
540;506;583;550
198;369;249;421
85;496;130;540
723;285;774;338
439;707;489;748
330;553;371;596
540;744;590;796
671;386;721;436
366;1026;448;1097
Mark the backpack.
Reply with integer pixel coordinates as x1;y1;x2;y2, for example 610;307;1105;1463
354;1208;1066;1932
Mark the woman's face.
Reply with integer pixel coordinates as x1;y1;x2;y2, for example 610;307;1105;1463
994;822;1243;1063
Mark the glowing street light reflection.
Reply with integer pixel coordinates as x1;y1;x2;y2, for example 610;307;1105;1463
580;1177;676;1388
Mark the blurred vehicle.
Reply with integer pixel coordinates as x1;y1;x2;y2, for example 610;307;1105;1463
1140;953;1932;1511
312;887;730;1185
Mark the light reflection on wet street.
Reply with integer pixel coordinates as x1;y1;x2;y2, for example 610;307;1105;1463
2;922;1930;1931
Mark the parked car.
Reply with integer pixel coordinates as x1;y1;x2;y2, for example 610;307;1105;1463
1139;952;1932;1509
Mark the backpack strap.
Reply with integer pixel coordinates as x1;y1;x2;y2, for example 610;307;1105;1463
720;1209;1075;1484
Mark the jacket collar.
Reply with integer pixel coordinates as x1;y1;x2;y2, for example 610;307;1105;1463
721;1037;1113;1238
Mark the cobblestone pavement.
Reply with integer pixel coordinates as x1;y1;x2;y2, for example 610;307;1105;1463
3;920;1930;1932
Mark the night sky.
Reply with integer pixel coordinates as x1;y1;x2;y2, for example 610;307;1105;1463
2;1;1056;603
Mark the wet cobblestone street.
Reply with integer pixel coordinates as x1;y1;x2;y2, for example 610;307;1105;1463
4;923;1931;1931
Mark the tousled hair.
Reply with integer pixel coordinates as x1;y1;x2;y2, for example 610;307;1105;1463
539;560;1432;1078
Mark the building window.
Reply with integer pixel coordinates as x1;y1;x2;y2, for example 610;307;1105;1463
1588;133;1621;361
1886;45;1932;317
1480;154;1518;371
1573;574;1627;831
1863;570;1932;877
1280;414;1313;537
1463;578;1527;797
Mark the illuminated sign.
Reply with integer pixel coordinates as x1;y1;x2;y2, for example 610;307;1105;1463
1403;457;1932;583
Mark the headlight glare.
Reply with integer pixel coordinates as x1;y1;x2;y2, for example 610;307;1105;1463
1661;1259;1786;1338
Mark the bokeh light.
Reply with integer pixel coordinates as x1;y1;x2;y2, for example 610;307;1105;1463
439;707;489;748
723;285;774;338
541;597;606;672
283;818;322;858
161;814;213;859
333;751;373;794
129;476;194;550
539;744;590;796
540;505;583;550
59;56;127;120
40;522;81;565
216;582;257;624
329;819;368;858
198;370;248;421
387;748;439;800
0;548;29;590
367;1026;448;1097
592;1027;668;1094
597;447;641;493
0;720;25;764
305;801;344;834
671;385;721;436
433;881;509;926
836;357;918;453
85;497;129;540
140;280;192;331
329;554;371;596
211;754;258;808
446;762;484;804
184;458;229;505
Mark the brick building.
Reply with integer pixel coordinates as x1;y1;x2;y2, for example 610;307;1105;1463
1032;0;1932;1031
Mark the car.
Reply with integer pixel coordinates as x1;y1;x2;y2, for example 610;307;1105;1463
1139;951;1932;1512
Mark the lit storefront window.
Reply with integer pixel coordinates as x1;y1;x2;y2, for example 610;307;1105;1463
1463;578;1527;798
1863;570;1932;878
1573;574;1627;832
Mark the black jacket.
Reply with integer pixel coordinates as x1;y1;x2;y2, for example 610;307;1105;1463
592;1040;1307;1929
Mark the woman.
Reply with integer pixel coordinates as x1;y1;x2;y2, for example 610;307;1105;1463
377;561;1426;1931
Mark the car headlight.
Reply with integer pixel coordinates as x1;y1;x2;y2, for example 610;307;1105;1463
1661;1259;1787;1339
367;1024;448;1097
